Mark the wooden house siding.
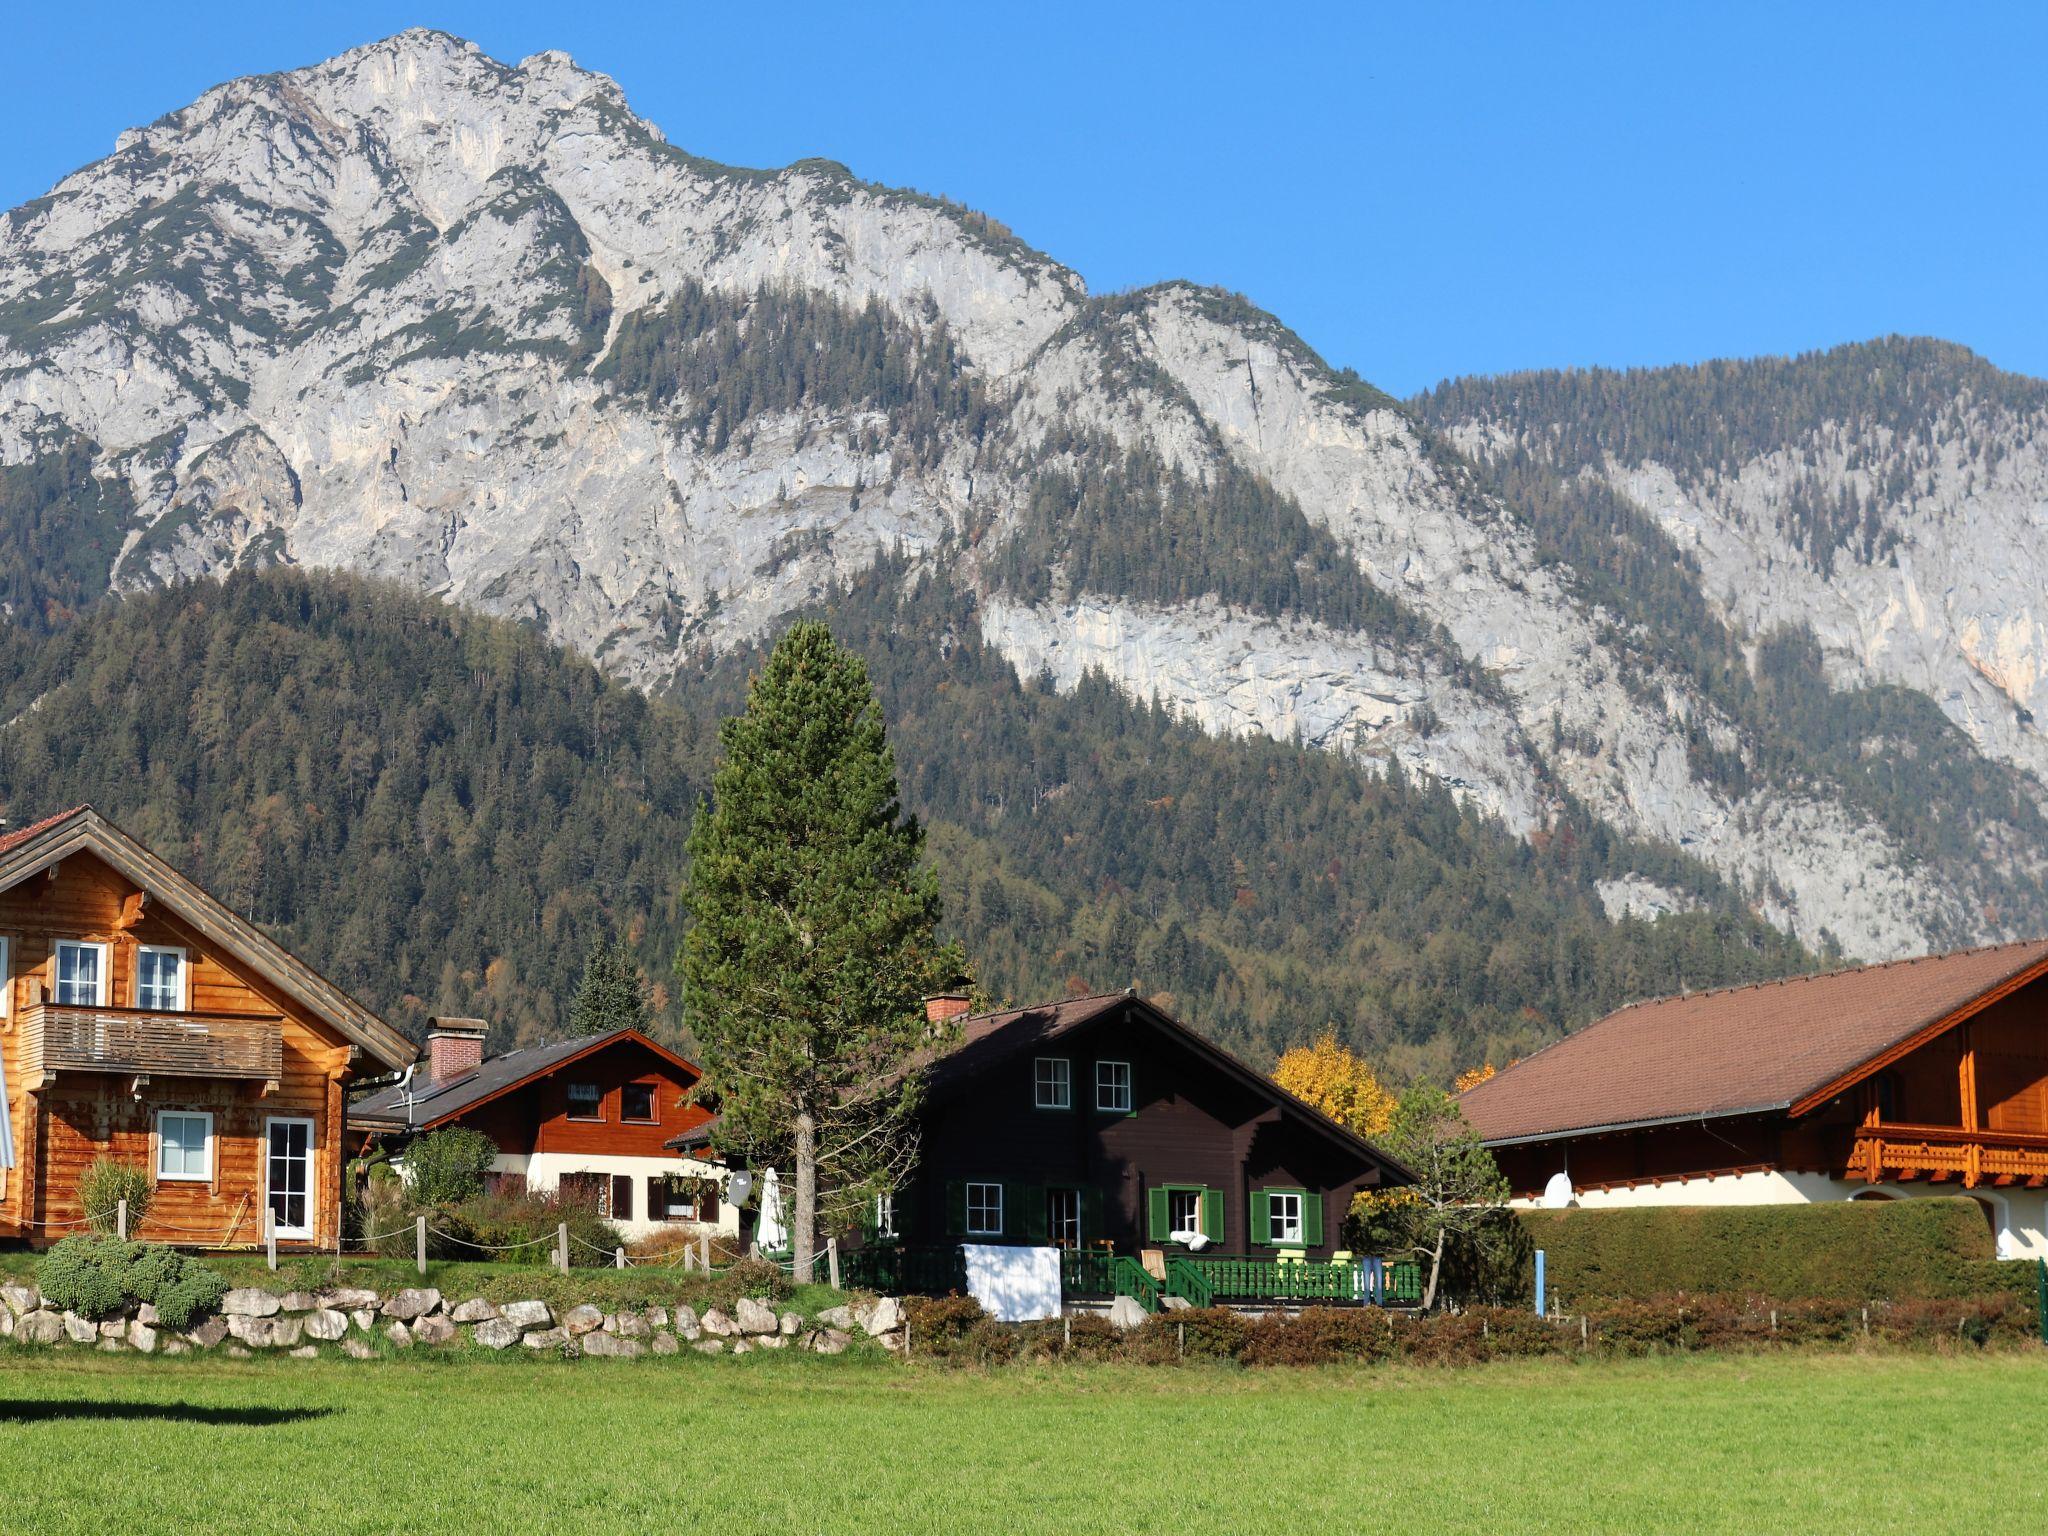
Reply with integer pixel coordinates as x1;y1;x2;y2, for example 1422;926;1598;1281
0;847;382;1249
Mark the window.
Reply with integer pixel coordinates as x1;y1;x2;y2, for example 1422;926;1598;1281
621;1083;657;1123
1033;1057;1071;1109
55;941;108;1006
1047;1188;1081;1248
558;1171;606;1212
1267;1190;1304;1244
1168;1188;1203;1240
136;945;186;1012
1095;1060;1132;1113
966;1182;1003;1236
875;1193;896;1239
611;1175;635;1222
566;1083;602;1120
0;935;10;1017
157;1110;213;1182
266;1117;314;1238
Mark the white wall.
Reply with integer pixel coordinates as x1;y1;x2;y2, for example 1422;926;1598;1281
487;1151;740;1242
1512;1167;2048;1260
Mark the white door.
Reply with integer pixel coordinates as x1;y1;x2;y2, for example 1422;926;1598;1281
265;1117;315;1239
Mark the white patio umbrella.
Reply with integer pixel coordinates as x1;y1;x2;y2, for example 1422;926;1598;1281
755;1166;787;1254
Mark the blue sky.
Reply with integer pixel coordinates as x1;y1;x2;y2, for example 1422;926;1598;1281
5;2;2043;396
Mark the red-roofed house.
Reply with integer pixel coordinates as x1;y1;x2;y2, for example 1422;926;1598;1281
1459;940;2048;1258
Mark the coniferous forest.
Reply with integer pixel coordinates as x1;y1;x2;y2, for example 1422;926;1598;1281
0;566;1809;1079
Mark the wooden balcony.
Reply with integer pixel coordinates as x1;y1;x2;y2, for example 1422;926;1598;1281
1848;1121;2048;1189
17;1002;283;1090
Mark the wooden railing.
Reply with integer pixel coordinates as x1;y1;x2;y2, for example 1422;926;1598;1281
18;1002;284;1087
838;1244;968;1295
1850;1121;2048;1188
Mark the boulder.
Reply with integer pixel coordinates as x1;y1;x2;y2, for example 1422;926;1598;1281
860;1297;904;1337
0;1310;11;1338
1;1283;40;1316
877;1331;905;1353
1160;1295;1192;1311
385;1322;413;1349
473;1317;522;1350
672;1305;702;1341
693;1339;726;1355
381;1288;442;1321
225;1345;253;1359
288;1345;320;1360
350;1310;377;1333
810;1328;852;1355
136;1302;161;1326
278;1291;322;1313
318;1288;380;1310
605;1311;650;1339
184;1316;229;1350
16;1311;62;1345
582;1331;645;1359
814;1304;855;1330
62;1312;98;1344
731;1339;752;1356
99;1318;127;1338
777;1311;801;1337
645;1306;670;1329
450;1297;498;1324
304;1309;349;1342
229;1314;305;1349
161;1338;190;1356
522;1327;570;1350
700;1308;738;1338
755;1333;786;1350
412;1316;458;1347
342;1338;378;1360
222;1288;281;1318
563;1303;605;1336
735;1297;778;1335
500;1300;553;1330
98;1338;126;1352
651;1330;679;1356
1107;1295;1149;1331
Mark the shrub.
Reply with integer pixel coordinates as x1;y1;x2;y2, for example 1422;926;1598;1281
35;1236;228;1328
903;1294;992;1360
704;1255;793;1311
402;1127;499;1207
77;1157;152;1235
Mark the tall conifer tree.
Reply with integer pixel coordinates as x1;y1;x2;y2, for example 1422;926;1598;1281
679;622;963;1276
568;938;649;1037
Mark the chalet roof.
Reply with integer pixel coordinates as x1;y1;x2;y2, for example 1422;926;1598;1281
0;805;413;1072
1459;938;2048;1146
352;1026;699;1132
668;992;1413;1181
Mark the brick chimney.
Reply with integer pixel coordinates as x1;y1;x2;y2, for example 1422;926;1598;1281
924;993;972;1025
424;1018;489;1085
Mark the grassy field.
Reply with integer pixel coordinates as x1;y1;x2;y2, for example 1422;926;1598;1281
1;1351;2044;1533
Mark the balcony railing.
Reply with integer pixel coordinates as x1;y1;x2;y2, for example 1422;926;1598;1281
1849;1120;2048;1188
18;1002;284;1087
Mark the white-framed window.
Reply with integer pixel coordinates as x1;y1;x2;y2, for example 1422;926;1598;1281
1096;1060;1132;1113
55;940;109;1007
566;1082;603;1120
156;1110;213;1182
1268;1190;1304;1244
966;1181;1003;1236
1168;1188;1203;1239
1033;1056;1071;1109
136;945;187;1012
265;1116;315;1239
875;1193;896;1239
0;935;10;1018
1048;1187;1081;1248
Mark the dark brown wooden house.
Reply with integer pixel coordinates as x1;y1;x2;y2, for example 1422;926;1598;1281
0;807;414;1249
1460;939;2048;1259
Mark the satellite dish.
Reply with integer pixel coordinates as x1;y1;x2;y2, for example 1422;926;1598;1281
1541;1171;1575;1210
725;1170;754;1207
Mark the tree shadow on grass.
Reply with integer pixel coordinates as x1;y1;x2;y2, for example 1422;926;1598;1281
0;1400;334;1426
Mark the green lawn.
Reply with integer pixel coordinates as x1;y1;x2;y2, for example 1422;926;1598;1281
1;1352;2044;1533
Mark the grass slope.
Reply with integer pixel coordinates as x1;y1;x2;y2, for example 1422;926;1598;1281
2;1353;2044;1533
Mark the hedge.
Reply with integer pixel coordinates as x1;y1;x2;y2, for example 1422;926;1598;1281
1515;1198;2036;1303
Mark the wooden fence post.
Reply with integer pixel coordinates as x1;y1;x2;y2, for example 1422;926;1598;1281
827;1237;840;1290
266;1207;278;1272
557;1222;569;1274
116;1198;128;1242
614;1246;625;1270
700;1232;711;1272
415;1215;427;1277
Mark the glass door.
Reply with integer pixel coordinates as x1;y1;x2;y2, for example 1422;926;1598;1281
266;1117;314;1239
1047;1187;1082;1248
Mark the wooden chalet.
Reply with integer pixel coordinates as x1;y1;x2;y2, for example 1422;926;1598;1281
0;807;414;1249
350;1024;732;1240
1460;939;2048;1259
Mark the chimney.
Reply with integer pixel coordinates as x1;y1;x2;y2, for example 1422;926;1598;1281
424;1018;489;1085
924;993;972;1025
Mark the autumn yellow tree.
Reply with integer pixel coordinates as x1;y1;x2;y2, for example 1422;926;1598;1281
1273;1031;1395;1138
1453;1062;1497;1093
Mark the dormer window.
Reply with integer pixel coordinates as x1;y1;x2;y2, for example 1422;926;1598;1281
1033;1057;1071;1109
55;941;108;1007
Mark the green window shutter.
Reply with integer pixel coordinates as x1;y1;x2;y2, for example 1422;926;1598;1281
1201;1188;1224;1244
946;1180;966;1236
1302;1190;1325;1247
1250;1189;1271;1246
1146;1186;1170;1242
1080;1184;1104;1244
1018;1184;1048;1242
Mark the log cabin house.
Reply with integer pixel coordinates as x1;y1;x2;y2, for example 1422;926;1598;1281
0;807;414;1250
349;1024;736;1241
1459;940;2048;1259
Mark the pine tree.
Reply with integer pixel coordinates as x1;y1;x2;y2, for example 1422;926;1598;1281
679;622;965;1278
568;938;649;1037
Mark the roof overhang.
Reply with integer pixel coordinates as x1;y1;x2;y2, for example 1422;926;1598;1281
358;1027;699;1133
1480;1102;1792;1149
0;808;414;1072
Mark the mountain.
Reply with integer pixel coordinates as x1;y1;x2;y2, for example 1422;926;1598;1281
1;29;2044;980
0;567;1806;1076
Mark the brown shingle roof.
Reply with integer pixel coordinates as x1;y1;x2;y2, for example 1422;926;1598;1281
1460;938;2048;1145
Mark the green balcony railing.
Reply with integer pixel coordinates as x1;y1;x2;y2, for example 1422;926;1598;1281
837;1244;967;1295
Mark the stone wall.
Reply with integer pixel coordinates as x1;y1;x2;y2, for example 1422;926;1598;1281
0;1281;908;1360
